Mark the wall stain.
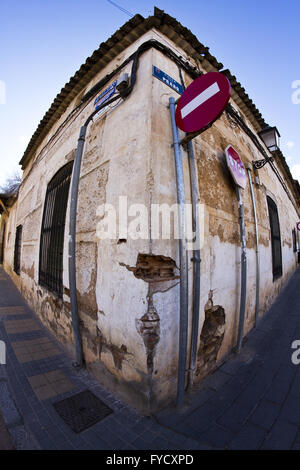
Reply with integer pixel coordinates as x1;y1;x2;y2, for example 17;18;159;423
97;326;130;371
77;243;98;320
23;263;34;280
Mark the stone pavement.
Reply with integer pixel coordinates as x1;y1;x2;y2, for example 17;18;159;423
156;267;300;450
0;265;300;450
0;409;14;450
0;267;203;451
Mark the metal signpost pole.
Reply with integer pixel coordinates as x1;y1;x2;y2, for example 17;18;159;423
297;223;300;264
171;72;231;406
169;97;189;409
186;139;201;390
225;145;248;354
247;165;260;326
236;186;247;353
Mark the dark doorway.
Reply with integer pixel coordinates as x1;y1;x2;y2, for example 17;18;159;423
0;221;6;264
14;225;22;275
267;196;282;281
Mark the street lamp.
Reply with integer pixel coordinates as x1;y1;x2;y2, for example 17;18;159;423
258;126;280;153
253;126;281;170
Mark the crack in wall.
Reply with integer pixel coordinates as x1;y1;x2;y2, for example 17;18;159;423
121;253;179;408
136;294;160;376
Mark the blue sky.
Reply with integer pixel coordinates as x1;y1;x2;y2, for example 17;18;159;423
0;0;299;186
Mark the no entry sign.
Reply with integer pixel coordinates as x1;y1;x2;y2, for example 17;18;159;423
175;72;231;133
225;145;247;189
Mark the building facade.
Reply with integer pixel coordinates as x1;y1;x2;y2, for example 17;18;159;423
1;8;300;413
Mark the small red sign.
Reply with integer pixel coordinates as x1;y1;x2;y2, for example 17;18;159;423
225;145;247;189
175;72;231;133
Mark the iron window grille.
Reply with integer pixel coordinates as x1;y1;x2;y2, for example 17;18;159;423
39;161;73;297
14;225;22;275
267;196;282;281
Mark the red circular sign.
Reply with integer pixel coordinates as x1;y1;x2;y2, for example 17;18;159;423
225;145;247;189
175;72;231;133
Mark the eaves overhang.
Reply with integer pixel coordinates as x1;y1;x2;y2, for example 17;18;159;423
0;193;17;215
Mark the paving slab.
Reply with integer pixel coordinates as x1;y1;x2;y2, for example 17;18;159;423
0;409;14;450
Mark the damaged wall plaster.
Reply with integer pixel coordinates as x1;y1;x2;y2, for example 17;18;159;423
196;290;225;379
121;253;179;405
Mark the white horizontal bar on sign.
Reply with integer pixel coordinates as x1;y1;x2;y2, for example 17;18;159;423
181;82;220;119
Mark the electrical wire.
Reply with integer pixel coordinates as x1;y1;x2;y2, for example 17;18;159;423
106;0;134;17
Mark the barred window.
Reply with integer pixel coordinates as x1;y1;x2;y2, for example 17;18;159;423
0;221;6;264
39;162;73;297
14;225;22;275
267;196;282;281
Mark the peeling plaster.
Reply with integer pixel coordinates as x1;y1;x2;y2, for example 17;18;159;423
196;290;225;379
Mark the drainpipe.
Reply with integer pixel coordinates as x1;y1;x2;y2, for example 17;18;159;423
236;186;247;353
67;47;148;368
69;94;121;368
246;163;260;326
169;97;189;408
187;140;201;390
177;67;201;391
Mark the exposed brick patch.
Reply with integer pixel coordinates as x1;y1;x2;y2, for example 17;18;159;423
120;254;179;282
196;291;225;379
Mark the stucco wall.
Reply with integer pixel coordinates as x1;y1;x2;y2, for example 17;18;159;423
2;28;299;412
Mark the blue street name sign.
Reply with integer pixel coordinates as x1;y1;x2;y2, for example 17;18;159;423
152;66;183;95
94;80;117;110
